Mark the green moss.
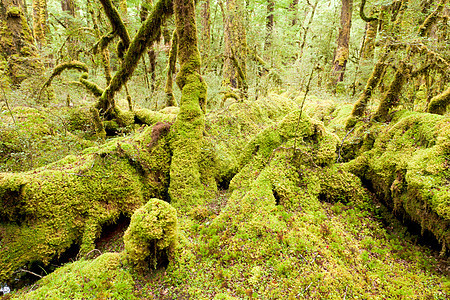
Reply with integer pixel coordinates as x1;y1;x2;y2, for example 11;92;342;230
344;110;450;252
13;253;136;300
7;7;21;17
123;198;178;270
0;125;172;282
427;86;450;115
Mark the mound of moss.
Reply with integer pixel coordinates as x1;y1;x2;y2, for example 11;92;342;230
124;199;178;270
12;253;136;300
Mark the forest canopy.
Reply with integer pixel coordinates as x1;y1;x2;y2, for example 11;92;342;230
0;0;449;298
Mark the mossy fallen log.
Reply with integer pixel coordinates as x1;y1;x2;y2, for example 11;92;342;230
0;125;172;283
345;110;450;253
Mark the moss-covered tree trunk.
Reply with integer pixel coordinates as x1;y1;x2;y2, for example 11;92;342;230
360;17;378;61
140;0;158;94
0;0;42;85
32;0;48;49
164;30;178;107
330;0;353;86
222;0;248;99
264;0;274;52
169;0;208;210
61;0;78;60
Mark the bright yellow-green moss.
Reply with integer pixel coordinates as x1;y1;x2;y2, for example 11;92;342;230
345;110;450;253
13;253;136;300
0;125;172;282
123;198;178;270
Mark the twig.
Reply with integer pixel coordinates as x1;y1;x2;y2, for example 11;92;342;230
17;268;43;279
336;127;355;163
0;85;17;126
292;64;315;158
84;248;102;259
343;285;348;300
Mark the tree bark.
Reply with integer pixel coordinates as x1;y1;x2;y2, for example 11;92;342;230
264;0;274;52
200;0;211;61
222;0;248;99
32;0;48;49
0;0;42;85
330;0;353;86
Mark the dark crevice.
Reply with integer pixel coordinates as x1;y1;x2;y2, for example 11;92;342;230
96;213;130;253
9;242;80;290
272;189;281;205
360;176;446;256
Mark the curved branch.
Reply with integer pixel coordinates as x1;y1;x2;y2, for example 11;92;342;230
79;73;104;97
41;61;89;91
419;0;448;36
360;0;377;22
96;0;174;117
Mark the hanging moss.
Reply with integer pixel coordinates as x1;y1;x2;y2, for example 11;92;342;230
427;86;450;115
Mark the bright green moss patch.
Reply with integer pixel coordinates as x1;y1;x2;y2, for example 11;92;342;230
0;106;96;172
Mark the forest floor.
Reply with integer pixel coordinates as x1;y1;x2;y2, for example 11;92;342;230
1;90;449;299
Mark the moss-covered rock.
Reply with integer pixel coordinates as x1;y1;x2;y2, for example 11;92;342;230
124;198;178;270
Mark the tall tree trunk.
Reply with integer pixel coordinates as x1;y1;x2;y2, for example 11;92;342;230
330;0;353;86
164;30;178;107
32;0;47;49
264;0;274;52
87;0;111;84
222;0;248;99
200;0;211;62
0;0;42;85
289;0;299;25
61;0;77;60
140;0;158;93
298;0;318;61
360;17;378;61
169;0;209;210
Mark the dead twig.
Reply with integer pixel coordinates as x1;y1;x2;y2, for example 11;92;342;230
17;268;43;279
336;127;355;163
